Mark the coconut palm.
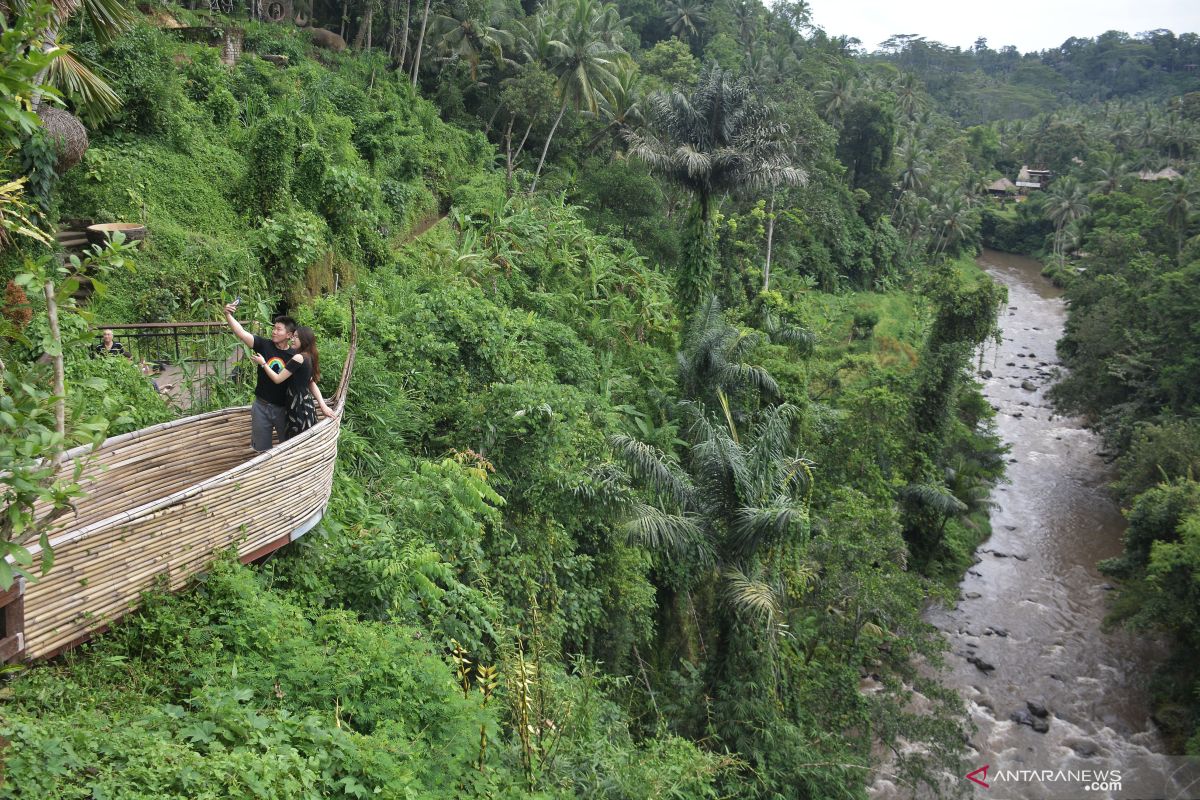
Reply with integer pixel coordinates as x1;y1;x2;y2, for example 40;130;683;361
626;63;806;309
663;0;707;43
813;73;856;127
1158;175;1199;260
1043;177;1091;269
409;0;439;85
585;56;642;153
930;193;977;259
892;72;927;122
432;5;512;81
529;0;624;193
1090;152;1129;195
892;139;930;220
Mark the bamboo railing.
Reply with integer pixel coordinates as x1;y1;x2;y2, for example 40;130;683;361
2;311;357;662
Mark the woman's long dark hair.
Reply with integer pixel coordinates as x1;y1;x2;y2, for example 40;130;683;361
294;326;320;382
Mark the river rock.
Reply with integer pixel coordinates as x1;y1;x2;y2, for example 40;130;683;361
967;655;995;673
1012;412;1023;418
1021;380;1037;391
1027;700;1048;718
979;369;993;378
1028;352;1036;358
1010;708;1050;733
1067;738;1100;757
965;591;982;599
991;550;1009;558
1006;361;1016;366
986;625;1009;637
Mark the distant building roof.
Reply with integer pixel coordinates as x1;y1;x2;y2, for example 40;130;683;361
1139;168;1183;181
987;177;1016;192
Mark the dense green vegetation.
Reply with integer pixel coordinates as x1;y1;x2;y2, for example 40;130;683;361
869;30;1200;123
6;0;1195;796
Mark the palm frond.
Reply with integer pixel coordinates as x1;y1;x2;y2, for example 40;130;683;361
730;502;808;556
80;0;137;43
721;566;791;640
898;483;967;517
608;433;695;507
46;50;121;124
623;502;711;562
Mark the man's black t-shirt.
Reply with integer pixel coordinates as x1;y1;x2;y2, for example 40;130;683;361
252;334;294;407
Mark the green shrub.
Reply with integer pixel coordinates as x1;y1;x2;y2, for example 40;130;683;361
252;208;327;288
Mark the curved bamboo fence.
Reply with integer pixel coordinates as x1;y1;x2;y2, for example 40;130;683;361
3;313;357;662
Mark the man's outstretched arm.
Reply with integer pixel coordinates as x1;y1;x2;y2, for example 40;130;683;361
224;303;254;348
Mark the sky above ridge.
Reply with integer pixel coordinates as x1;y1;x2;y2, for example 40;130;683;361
808;0;1200;54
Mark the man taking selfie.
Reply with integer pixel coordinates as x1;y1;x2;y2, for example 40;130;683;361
223;301;297;451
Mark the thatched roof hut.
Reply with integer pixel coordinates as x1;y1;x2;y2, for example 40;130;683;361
987;177;1016;194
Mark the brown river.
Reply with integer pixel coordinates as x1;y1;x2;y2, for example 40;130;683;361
871;250;1196;799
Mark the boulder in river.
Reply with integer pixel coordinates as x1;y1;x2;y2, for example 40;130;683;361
1021;380;1037;391
1027;700;1048;718
967;655;995;673
1010;708;1050;733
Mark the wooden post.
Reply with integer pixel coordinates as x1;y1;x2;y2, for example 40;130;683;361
43;280;65;451
0;579;25;663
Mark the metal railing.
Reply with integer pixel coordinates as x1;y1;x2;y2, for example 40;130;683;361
91;321;258;410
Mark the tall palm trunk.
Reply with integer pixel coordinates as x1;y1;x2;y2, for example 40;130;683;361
396;0;411;69
410;0;432;86
762;193;776;292
530;100;568;193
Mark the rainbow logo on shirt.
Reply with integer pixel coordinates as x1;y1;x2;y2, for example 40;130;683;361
266;357;286;373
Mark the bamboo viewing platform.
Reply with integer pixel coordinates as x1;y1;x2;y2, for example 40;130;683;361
0;314;357;663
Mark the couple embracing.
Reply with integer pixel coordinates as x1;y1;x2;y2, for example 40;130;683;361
224;303;336;452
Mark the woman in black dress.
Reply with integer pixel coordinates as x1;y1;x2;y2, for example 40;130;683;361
250;326;335;438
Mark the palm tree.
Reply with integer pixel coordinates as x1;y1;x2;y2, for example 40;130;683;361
627;64;806;310
432;5;512;81
730;0;759;48
892;72;927;122
892;139;929;218
663;0;707;43
1091;152;1129;195
529;0;624;193
409;0;439;86
1043;177;1090;269
21;0;134;122
813;73;856;127
930;193;977;259
677;296;779;408
1158;175;1199;260
585;56;642;153
611;398;813;689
